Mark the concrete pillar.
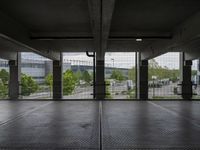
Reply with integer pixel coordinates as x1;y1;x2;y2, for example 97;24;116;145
137;53;148;100
95;59;105;100
9;53;21;99
53;59;62;99
181;59;193;100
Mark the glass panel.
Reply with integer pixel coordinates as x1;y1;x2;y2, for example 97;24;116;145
0;58;9;99
62;53;93;99
21;52;52;99
105;52;136;99
148;52;182;99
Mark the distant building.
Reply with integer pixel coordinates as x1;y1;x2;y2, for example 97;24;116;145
0;53;129;84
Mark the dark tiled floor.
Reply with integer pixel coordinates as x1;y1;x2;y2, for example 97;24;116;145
102;101;200;149
0;101;99;149
0;100;200;149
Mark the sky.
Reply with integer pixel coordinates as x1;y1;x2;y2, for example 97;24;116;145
19;52;199;70
63;52;198;70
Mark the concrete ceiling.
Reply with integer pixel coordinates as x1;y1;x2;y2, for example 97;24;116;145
111;0;200;33
0;0;200;60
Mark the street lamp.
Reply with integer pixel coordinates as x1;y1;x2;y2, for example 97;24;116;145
152;75;157;98
111;58;114;68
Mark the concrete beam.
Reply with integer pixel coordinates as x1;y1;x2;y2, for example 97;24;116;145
88;0;115;59
88;0;115;100
182;39;200;60
0;11;60;60
108;40;140;52
88;0;101;58
142;11;200;60
31;40;94;52
185;50;200;60
0;51;17;60
102;0;115;51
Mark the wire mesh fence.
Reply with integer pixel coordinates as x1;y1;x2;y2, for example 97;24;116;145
0;59;9;99
2;52;200;100
105;52;136;99
21;52;53;99
148;52;182;99
192;59;200;99
62;53;93;99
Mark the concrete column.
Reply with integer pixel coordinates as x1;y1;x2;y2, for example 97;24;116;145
181;59;193;100
95;59;105;100
137;53;148;100
53;59;62;99
9;53;21;99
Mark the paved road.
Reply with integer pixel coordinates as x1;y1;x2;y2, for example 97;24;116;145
149;82;181;98
21;82;186;99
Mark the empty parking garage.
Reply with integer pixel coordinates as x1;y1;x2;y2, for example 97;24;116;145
0;0;200;149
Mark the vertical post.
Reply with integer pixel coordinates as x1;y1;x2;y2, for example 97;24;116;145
181;53;192;100
9;52;21;99
153;78;155;98
93;54;96;99
137;53;148;100
135;52;138;99
86;51;96;99
53;53;63;99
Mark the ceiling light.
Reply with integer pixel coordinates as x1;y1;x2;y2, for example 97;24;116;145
136;38;142;42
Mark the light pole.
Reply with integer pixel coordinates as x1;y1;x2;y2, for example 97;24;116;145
111;58;114;68
152;76;157;98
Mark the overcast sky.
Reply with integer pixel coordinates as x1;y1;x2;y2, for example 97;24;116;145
19;52;199;70
63;52;198;70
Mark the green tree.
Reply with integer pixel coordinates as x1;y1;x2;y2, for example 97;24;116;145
21;74;38;96
148;59;179;82
0;80;8;98
192;70;197;76
81;70;92;84
110;69;124;81
45;73;53;96
128;67;136;82
63;70;76;95
105;80;112;99
0;69;9;98
0;69;9;84
75;70;82;85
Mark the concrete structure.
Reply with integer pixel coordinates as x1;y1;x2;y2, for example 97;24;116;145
0;0;200;149
0;0;199;100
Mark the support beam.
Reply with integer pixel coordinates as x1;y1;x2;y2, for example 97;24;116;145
137;53;148;100
181;53;193;100
0;38;23;60
185;51;200;60
0;11;60;60
53;54;63;99
31;40;94;52
142;11;200;60
88;0;115;99
8;53;21;99
0;51;17;60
